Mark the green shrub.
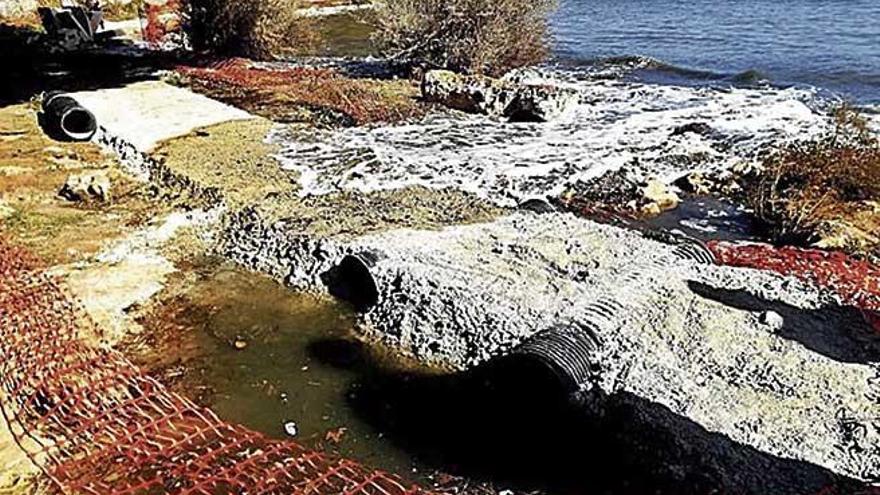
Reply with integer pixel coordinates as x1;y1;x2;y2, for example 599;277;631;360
371;0;558;77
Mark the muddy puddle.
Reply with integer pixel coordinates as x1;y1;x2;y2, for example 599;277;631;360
124;259;635;494
640;196;763;242
126;259;440;481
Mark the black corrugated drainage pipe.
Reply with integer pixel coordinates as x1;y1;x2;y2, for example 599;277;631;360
518;198;557;214
41;92;97;142
513;238;716;394
672;238;717;265
641;230;718;265
515;299;620;393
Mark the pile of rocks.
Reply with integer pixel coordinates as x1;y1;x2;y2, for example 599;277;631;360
421;70;578;122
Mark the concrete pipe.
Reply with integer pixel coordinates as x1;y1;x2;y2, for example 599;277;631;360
42;93;97;142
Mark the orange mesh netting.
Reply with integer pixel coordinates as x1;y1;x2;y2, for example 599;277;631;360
0;235;428;495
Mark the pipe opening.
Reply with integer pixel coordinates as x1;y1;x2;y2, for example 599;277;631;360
41;93;97;142
60;107;97;141
325;254;379;313
515;322;603;394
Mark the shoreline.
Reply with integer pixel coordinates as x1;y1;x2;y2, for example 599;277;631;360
60;74;880;492
1;11;879;493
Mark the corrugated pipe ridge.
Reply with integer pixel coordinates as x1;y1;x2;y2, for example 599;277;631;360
515;299;623;393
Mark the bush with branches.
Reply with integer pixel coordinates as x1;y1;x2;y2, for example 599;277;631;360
371;0;558;77
744;105;880;244
183;0;317;59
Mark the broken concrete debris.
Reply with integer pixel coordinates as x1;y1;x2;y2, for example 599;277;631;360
421;69;577;122
58;170;111;202
37;5;107;50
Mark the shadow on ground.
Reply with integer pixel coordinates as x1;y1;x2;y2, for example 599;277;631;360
689;281;880;364
0;23;180;106
309;337;867;495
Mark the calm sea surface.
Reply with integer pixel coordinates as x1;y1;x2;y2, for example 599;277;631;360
552;0;880;103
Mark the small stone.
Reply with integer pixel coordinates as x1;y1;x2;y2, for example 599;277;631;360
283;421;298;437
639;179;680;215
232;338;248;350
759;310;784;329
0;199;15;220
59;171;111;202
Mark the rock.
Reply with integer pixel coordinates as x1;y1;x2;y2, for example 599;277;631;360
421;70;577;122
671;122;714;137
232;338;248;350
759;310;784;329
421;70;514;116
0;199;15;220
58;171;111;202
283;421;298;437
639;179;680;215
505;84;578;122
674;172;713;195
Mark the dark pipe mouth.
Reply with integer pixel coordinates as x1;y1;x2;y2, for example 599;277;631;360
325;254;380;313
60;108;97;141
518;198;557;214
515;321;604;394
513;352;583;394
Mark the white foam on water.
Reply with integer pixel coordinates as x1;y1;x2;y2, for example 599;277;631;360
271;69;832;206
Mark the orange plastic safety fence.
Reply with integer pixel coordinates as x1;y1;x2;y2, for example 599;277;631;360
0;235;429;495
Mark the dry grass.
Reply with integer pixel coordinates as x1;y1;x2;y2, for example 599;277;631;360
177;59;427;126
371;0;557;77
183;0;318;60
743;105;880;254
0;103;162;264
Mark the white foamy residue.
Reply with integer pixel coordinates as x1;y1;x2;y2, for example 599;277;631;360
271;69;832;206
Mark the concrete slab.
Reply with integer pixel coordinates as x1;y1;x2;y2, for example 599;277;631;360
72;81;254;152
221;208;880;492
